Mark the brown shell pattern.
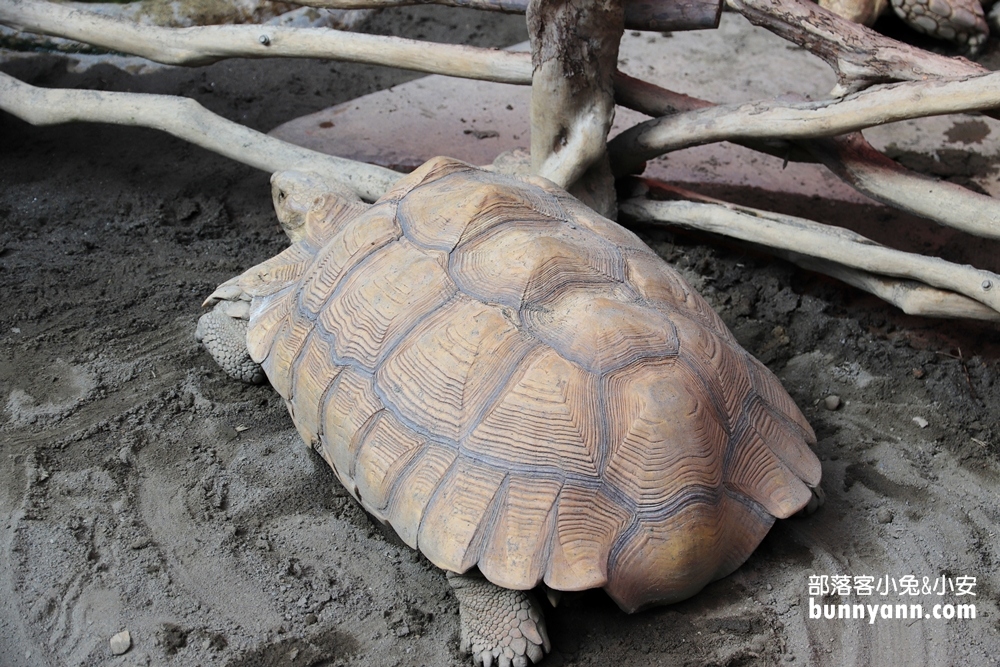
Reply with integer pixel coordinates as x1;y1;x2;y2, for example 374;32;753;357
236;157;821;612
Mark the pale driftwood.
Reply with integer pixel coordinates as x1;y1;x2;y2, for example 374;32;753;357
526;0;623;215
782;256;1000;321
726;0;988;94
612;71;814;163
289;0;721;31
620;189;1000;315
608;69;1000;177
807;135;1000;241
0;0;533;83
612;73;1000;241
0;71;401;202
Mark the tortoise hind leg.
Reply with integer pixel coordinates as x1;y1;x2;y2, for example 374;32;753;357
447;571;550;667
195;301;266;385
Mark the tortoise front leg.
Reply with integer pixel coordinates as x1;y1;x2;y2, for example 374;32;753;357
195;301;266;385
447;571;551;667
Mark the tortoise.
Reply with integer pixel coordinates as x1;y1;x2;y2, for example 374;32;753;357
817;0;989;52
197;156;822;666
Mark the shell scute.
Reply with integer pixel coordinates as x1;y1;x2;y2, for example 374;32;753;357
319;367;384;491
450;221;625;310
535;182;655;253
464;348;601;477
288;331;342;448
745;397;822;487
397;171;566;252
522;287;679;374
379;155;473;202
235;243;318;300
387;443;458;549
416;456;507;571
353;411;427;518
625;249;734;341
603;359;726;510
746;355;816;443
670;313;753;432
296;207;400;316
477;474;562;590
260;310;313;400
605;491;774;612
723;419;812;519
246;286;295;365
376;295;536;441
317;239;456;371
542;483;631;591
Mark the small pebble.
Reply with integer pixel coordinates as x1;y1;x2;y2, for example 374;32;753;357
876;508;894;524
304;613;318;625
395;624;410;637
823;395;841;411
110;630;131;655
912;416;929;429
912;367;926;379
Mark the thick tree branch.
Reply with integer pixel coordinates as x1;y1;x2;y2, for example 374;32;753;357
0;0;533;82
806;135;1000;240
527;0;623;215
609;70;1000;177
725;0;987;94
612;72;1000;241
0;71;401;201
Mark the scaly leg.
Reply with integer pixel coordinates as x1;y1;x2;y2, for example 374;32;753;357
447;571;551;667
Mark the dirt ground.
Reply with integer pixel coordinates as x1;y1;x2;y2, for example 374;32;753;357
2;7;1000;667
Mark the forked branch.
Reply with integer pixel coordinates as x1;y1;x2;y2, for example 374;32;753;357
725;0;988;94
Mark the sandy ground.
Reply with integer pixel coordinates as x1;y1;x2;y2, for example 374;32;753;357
2;7;1000;667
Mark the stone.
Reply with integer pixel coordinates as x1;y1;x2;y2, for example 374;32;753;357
110;630;131;655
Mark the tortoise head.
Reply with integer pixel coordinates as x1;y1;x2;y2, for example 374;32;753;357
270;171;364;244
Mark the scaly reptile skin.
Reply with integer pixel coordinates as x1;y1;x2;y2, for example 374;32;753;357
891;0;989;51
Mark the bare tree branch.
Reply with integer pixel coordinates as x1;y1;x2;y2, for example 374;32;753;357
613;71;815;163
781;256;1000;321
620;185;1000;315
805;134;1000;241
612;72;1000;241
609;70;1000;177
0;71;401;201
0;0;533;82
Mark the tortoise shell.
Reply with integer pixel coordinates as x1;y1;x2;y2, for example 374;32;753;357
228;156;820;613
